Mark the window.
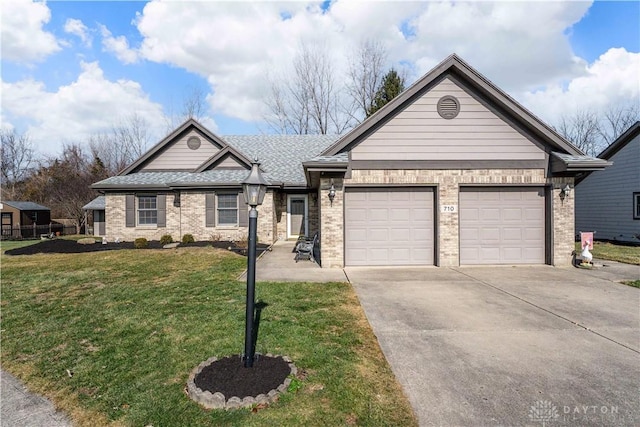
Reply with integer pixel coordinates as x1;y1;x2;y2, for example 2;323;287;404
634;193;640;220
217;194;238;226
138;196;157;225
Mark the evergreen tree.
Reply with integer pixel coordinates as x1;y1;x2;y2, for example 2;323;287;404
367;68;406;117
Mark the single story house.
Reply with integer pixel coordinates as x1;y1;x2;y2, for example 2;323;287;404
93;54;609;267
0;201;52;238
575;121;640;244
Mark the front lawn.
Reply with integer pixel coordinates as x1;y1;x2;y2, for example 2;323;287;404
1;247;417;426
575;241;640;265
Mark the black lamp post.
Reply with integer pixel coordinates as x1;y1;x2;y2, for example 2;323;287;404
241;160;270;368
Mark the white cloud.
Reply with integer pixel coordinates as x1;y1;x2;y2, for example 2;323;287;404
99;24;139;64
0;0;61;63
64;18;92;47
2;61;166;156
521;48;640;126
130;1;603;125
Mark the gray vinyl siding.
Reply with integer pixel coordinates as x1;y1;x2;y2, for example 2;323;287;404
216;155;246;169
351;78;545;162
575;134;640;241
142;130;221;171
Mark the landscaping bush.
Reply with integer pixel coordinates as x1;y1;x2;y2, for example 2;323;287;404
182;234;195;244
160;234;173;245
134;238;148;249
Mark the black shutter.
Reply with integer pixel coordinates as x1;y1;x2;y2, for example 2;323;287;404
205;193;215;227
157;194;166;227
125;195;135;227
238;192;249;227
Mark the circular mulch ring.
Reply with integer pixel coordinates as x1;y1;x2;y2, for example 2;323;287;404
3;239;268;256
187;354;297;410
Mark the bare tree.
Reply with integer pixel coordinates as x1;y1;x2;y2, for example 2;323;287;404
556;104;640;155
555;110;601;156
21;143;106;233
346;39;387;121
182;84;208;121
1;128;35;199
89;113;150;174
599;102;639;145
264;43;354;134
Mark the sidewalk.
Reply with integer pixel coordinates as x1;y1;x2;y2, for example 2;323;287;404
0;369;71;427
239;240;349;283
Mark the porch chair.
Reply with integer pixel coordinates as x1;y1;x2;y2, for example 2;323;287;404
295;232;318;263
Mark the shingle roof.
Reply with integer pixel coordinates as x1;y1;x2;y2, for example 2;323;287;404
94;134;339;189
224;135;339;184
2;201;50;211
83;196;105;210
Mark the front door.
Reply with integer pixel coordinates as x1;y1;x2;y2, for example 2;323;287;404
287;195;308;239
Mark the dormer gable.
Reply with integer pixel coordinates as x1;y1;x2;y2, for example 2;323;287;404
195;146;252;172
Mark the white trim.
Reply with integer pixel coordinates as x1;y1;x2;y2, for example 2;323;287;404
287;194;308;239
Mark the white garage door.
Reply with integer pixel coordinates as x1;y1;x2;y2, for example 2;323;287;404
345;188;434;266
459;187;546;265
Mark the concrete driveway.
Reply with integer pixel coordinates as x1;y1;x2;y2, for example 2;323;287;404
345;266;639;426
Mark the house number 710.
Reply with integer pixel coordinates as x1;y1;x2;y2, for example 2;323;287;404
441;205;457;213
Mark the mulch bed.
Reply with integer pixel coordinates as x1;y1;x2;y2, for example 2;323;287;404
194;355;291;399
3;239;268;256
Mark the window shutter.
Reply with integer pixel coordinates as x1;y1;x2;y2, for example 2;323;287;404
157;194;166;227
205;193;215;227
238;192;249;227
125;195;135;227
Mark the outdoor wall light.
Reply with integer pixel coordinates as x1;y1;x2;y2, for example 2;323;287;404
559;184;571;202
328;179;336;206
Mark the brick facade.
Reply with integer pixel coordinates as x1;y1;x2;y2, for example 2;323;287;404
319;169;575;268
105;191;277;244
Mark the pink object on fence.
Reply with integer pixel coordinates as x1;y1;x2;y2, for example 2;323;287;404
580;232;594;250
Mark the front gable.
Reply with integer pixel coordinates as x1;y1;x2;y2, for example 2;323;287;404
350;76;546;164
141;128;223;171
321;54;608;174
121;119;243;174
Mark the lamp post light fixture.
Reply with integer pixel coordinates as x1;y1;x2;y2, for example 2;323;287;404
241;159;270;368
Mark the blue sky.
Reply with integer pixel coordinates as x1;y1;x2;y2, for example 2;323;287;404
1;0;638;157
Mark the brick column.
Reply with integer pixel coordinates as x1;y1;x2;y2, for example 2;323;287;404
320;177;344;268
551;178;575;267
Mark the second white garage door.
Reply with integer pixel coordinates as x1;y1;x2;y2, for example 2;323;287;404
345;188;434;266
459;187;546;265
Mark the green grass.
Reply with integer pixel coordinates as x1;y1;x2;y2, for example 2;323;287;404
0;239;41;252
622;280;640;288
1;247;417;427
575;241;640;265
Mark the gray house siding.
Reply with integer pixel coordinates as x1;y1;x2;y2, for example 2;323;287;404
351;78;545;162
575;132;640;242
142;130;222;171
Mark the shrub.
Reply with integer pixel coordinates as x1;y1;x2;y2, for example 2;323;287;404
236;236;248;248
134;238;148;249
210;233;222;242
182;234;195;244
160;234;173;245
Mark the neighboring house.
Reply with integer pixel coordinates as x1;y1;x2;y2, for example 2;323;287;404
0;201;52;238
575;122;640;244
93;54;609;267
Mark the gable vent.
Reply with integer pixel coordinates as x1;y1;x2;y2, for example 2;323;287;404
437;96;460;119
187;136;201;150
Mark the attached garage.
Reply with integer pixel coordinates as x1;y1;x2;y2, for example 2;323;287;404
459;187;546;265
345;187;435;266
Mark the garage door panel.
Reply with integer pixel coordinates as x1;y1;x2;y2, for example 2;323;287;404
460;188;545;265
345;188;434;266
